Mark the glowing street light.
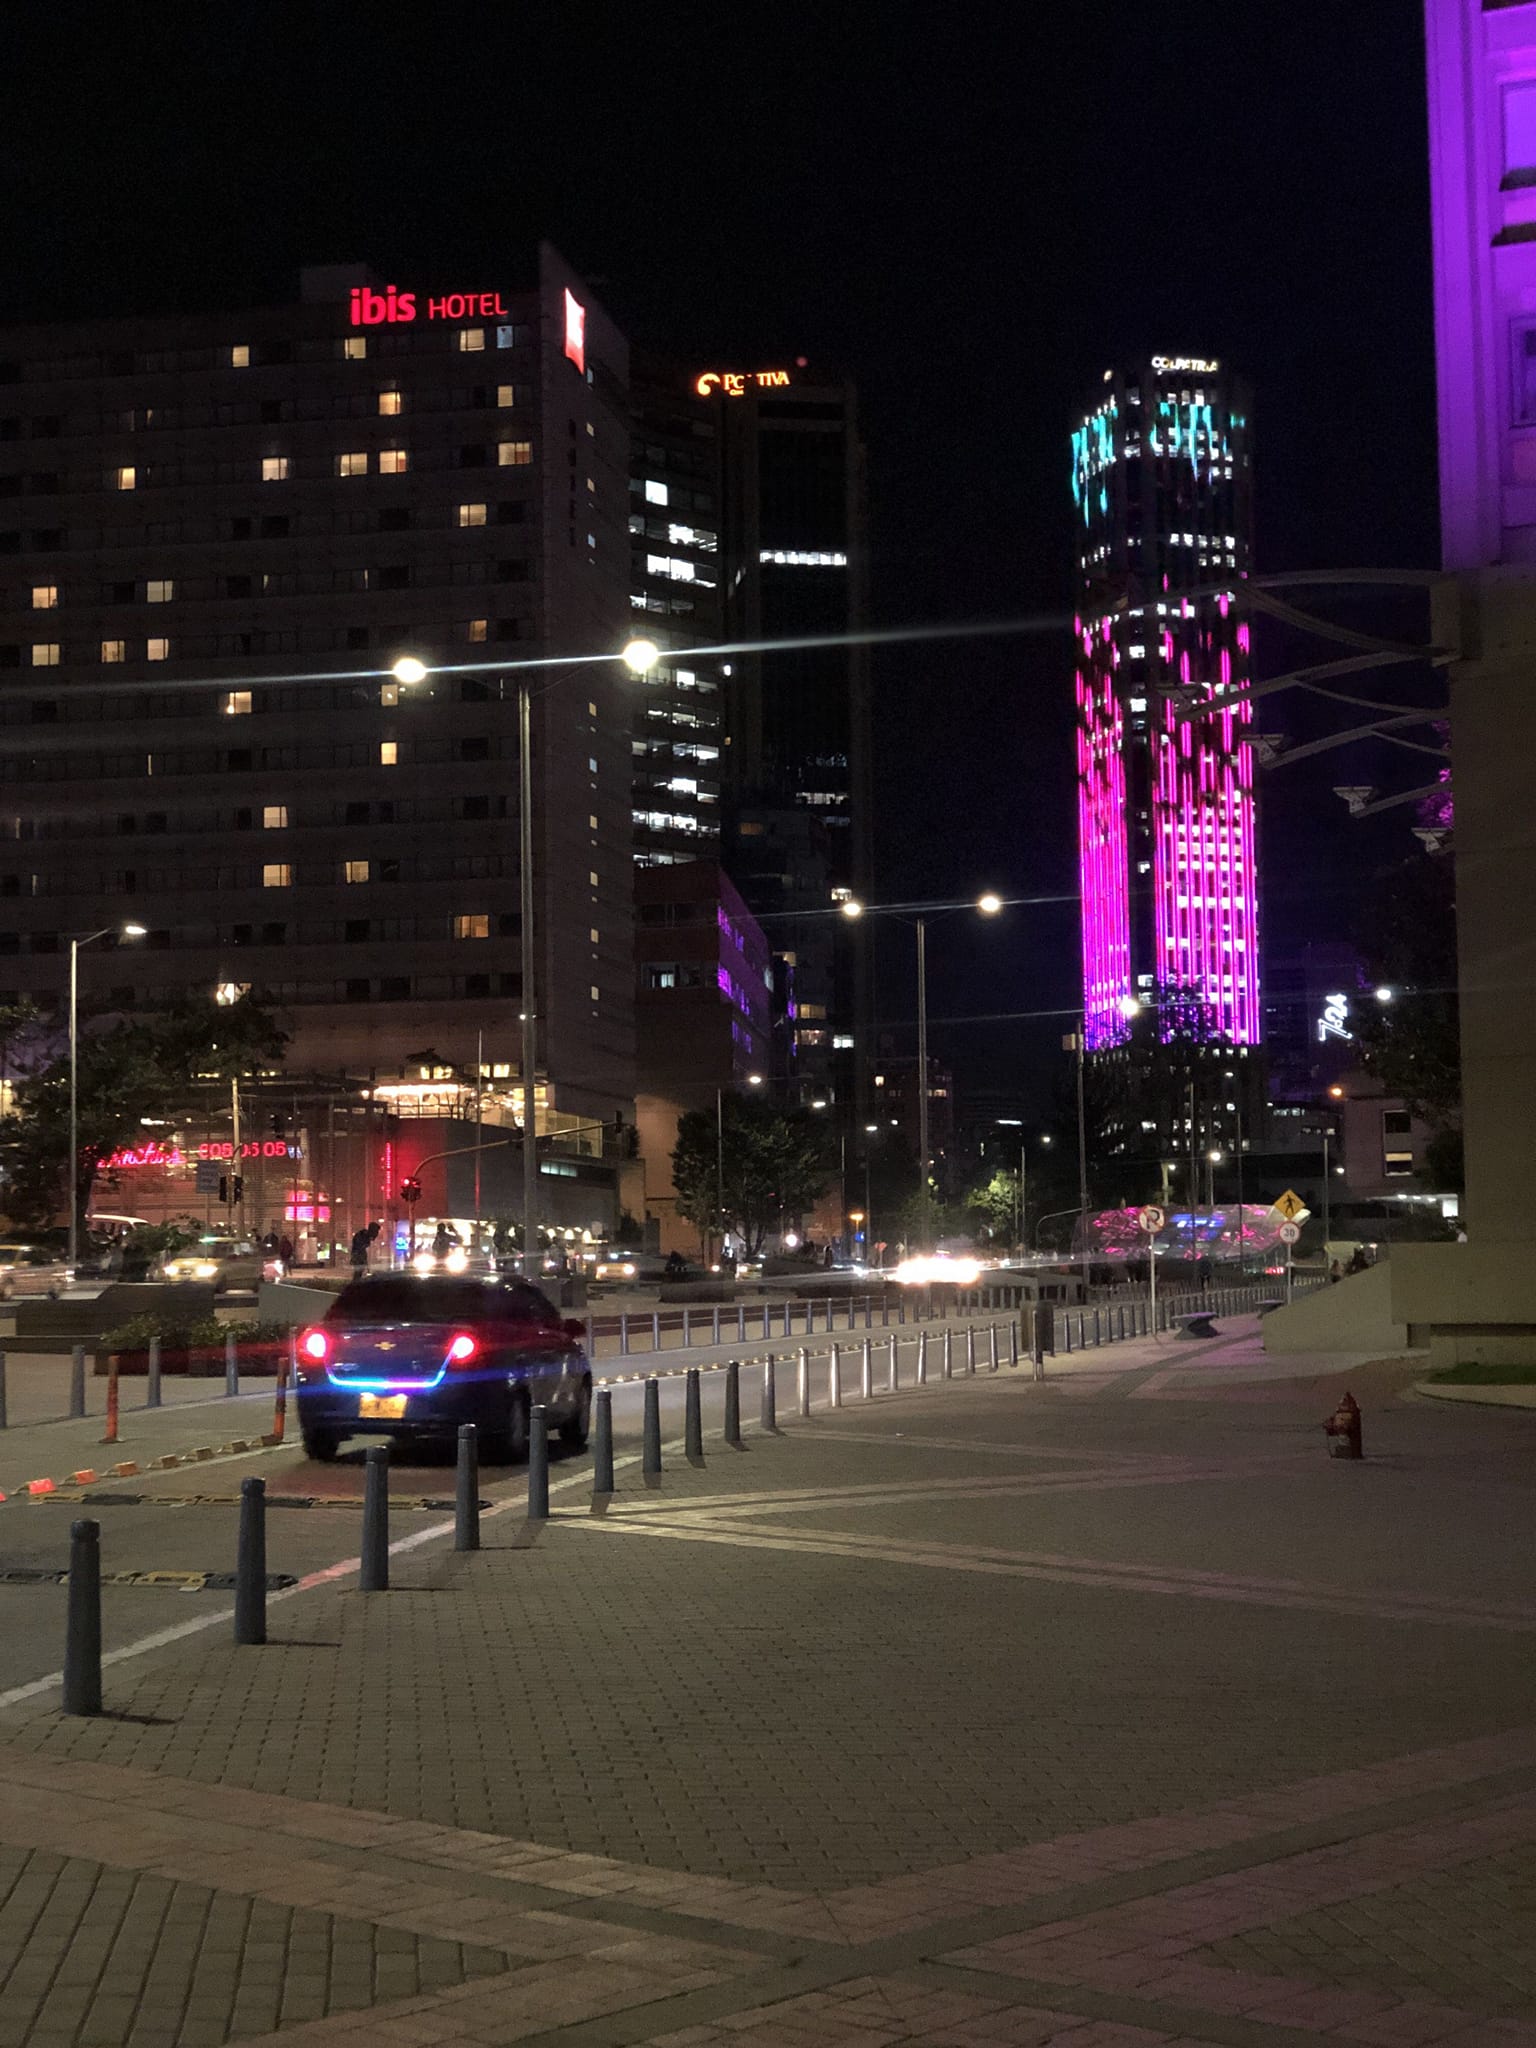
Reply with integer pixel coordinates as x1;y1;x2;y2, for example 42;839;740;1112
621;637;661;676
840;898;864;920
1374;985;1396;1004
390;655;428;686
977;892;1003;915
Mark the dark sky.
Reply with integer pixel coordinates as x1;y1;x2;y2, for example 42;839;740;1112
4;3;1440;1117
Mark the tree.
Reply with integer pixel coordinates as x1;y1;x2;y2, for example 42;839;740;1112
1353;851;1461;1138
965;1168;1019;1247
671;1094;835;1257
0;994;286;1239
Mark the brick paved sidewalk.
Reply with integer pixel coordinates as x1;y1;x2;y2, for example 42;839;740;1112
2;1352;1534;2045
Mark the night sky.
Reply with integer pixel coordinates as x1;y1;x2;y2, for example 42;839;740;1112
4;4;1440;1117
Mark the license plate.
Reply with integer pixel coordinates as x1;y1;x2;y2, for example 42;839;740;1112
359;1393;408;1420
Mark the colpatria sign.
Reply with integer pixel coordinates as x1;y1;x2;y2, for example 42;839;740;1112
1151;354;1219;375
694;368;792;397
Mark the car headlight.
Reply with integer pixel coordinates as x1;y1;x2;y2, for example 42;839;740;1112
193;1262;219;1280
164;1261;184;1277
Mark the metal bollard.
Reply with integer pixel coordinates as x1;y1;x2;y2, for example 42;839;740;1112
860;1338;873;1399
888;1333;898;1393
785;1302;794;1338
966;1327;977;1376
1063;1315;1073;1355
737;1304;746;1341
455;1424;480;1550
917;1330;928;1384
360;1444;389;1591
146;1335;162;1409
760;1353;777;1431
620;1310;630;1355
762;1303;771;1340
685;1366;704;1457
796;1347;810;1418
989;1324;999;1372
723;1362;741;1445
1010;1322;1020;1368
865;1295;873;1329
683;1307;691;1348
829;1342;843;1408
0;1348;7;1428
234;1476;267;1644
69;1343;86;1420
712;1305;721;1345
943;1327;953;1379
225;1330;239;1398
651;1309;661;1353
882;1296;890;1327
528;1404;550;1518
593;1388;615;1490
63;1519;102;1716
643;1377;662;1473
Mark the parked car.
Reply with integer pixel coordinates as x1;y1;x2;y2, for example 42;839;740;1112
160;1235;268;1293
0;1242;71;1300
293;1271;593;1464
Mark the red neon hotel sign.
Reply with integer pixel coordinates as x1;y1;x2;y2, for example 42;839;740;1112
349;286;509;326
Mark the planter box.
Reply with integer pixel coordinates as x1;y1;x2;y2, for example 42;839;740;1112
95;1340;287;1379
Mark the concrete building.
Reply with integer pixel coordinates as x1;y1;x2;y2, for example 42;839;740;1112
0;247;637;1144
633;858;772;1254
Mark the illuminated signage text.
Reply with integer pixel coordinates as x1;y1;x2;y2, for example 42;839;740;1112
1316;992;1352;1045
564;288;586;375
695;369;792;398
349;286;510;327
1152;354;1219;375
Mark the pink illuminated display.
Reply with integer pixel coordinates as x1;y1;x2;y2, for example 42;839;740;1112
1072;365;1259;1049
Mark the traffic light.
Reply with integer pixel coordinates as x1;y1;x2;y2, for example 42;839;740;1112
219;1174;245;1204
218;1175;229;1204
399;1175;422;1205
233;1176;244;1202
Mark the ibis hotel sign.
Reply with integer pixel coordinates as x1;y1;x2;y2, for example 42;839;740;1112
349;284;511;325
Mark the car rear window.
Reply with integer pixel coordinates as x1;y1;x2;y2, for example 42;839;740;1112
327;1275;549;1325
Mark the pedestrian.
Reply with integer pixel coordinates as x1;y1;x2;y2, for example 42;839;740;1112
1329;1258;1343;1284
278;1233;295;1269
350;1221;376;1279
432;1222;452;1260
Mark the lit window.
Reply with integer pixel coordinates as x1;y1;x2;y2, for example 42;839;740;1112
229;344;250;369
589;869;599;886
380;741;397;766
498;440;532;466
261;456;288;482
590;985;600;1001
262;864;291;888
262;805;288;829
457;328;485;353
223;690;252;716
114;466;136;491
378;448;409;475
337;451;368;477
145;578;174;603
146;637;170;661
644;480;668;506
454;913;490;939
100;639;126;663
343;335;367;360
343;859;371;884
380;681;399;706
30;643;60;667
31;584;57;610
589;927;600;943
377;390;403;416
457;502;487;527
496;384;516;407
464;619;488;644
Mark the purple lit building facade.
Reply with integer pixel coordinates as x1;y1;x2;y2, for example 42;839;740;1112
1072;358;1259;1054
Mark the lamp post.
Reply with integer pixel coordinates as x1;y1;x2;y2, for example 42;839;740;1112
67;924;146;1272
1072;996;1139;1294
395;638;658;1281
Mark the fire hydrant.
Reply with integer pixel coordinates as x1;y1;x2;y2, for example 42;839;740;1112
1324;1390;1363;1460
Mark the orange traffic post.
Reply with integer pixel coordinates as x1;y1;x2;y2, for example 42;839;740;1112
271;1338;291;1445
100;1355;119;1446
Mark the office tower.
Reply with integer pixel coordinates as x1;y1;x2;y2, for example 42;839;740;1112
1073;355;1259;1054
0;245;636;1134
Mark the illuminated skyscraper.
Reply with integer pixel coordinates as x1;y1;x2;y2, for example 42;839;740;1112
1072;355;1259;1052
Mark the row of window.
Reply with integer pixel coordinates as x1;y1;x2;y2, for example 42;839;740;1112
5;791;513;842
0;846;517;892
3;617;528;668
0;441;535;496
0;385;534;440
0;900;507;938
0;737;514;782
0;327;531;385
0;674;520;729
0;499;529;555
11;555;534;614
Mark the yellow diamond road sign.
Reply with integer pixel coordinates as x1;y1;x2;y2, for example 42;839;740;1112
1271;1189;1308;1224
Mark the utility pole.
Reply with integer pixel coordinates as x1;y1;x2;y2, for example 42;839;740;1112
518;679;539;1280
915;917;929;1219
1076;1028;1090;1295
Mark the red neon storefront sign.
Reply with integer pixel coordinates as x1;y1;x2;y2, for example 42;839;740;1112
349;286;510;327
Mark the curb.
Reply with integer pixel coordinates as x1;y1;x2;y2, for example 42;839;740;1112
1;1435;281;1506
1412;1378;1536;1411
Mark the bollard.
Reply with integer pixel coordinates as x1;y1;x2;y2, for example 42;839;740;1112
917;1330;928;1384
685;1366;704;1457
865;1295;873;1329
455;1424;480;1551
966;1327;977;1376
712;1305;721;1346
651;1309;661;1354
829;1342;843;1408
146;1335;162;1410
1010;1322;1020;1368
0;1347;7;1428
888;1333;898;1393
723;1362;741;1446
620;1310;630;1355
69;1343;86;1420
1063;1315;1073;1355
360;1444;389;1591
882;1296;890;1327
643;1377;663;1472
1032;1310;1046;1381
593;1388;616;1490
762;1303;771;1341
683;1307;691;1348
737;1304;746;1342
62;1518;102;1716
989;1324;999;1372
225;1330;239;1398
796;1347;810;1418
860;1338;873;1399
943;1327;953;1379
760;1353;777;1431
101;1354;119;1445
271;1344;289;1445
234;1476;267;1644
528;1405;550;1518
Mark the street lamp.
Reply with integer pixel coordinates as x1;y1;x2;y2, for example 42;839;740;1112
397;637;661;1277
1072;994;1140;1295
68;923;146;1272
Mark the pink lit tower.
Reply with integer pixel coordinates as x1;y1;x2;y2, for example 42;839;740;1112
1072;356;1259;1057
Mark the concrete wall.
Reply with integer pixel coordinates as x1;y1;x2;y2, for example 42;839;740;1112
1261;1262;1409;1355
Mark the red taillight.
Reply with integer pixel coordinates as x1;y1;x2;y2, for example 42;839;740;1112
447;1331;478;1364
300;1328;329;1363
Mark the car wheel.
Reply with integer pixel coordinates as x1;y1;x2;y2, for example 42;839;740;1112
483;1386;530;1465
301;1425;340;1463
559;1375;592;1451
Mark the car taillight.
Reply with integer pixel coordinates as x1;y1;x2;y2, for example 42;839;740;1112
447;1331;478;1364
300;1328;329;1363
